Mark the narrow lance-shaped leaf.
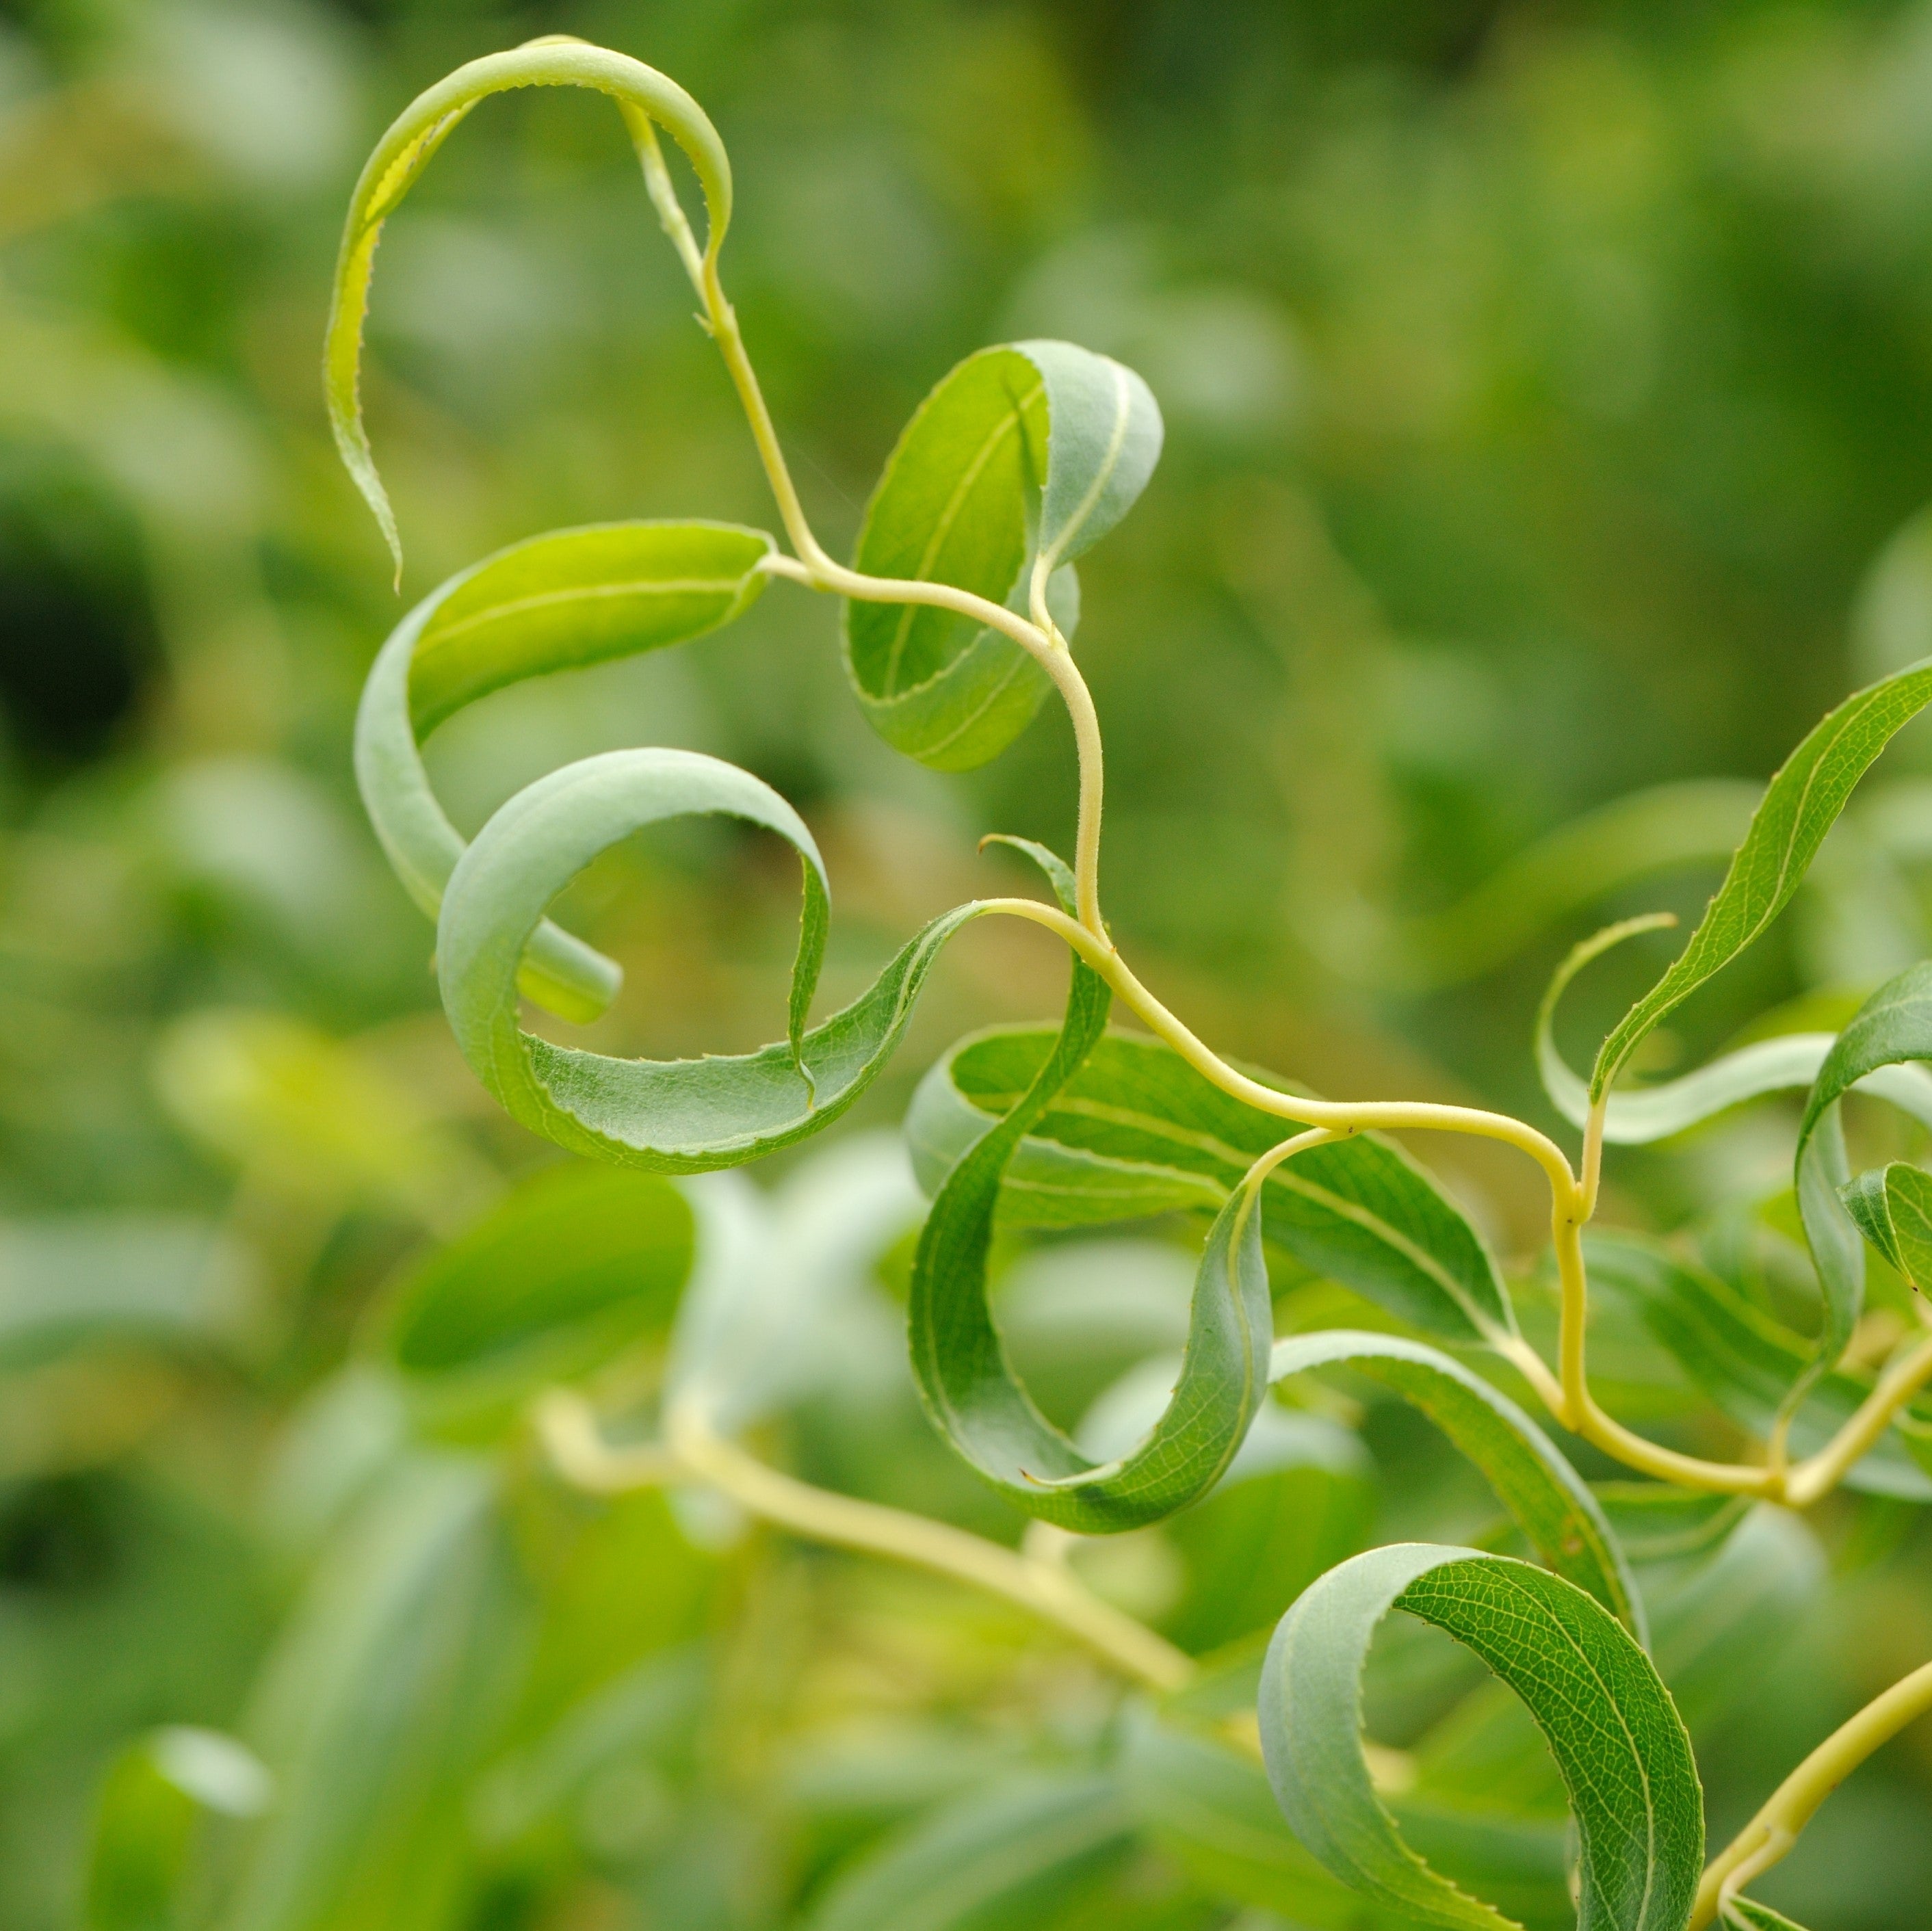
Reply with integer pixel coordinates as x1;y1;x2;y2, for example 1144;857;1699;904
355;520;774;1024
1537;921;1932;1144
908;844;1275;1531
1840;1160;1932;1291
1786;959;1932;1402
325;39;732;575
1591;655;1932;1101
1259;1545;1703;1931
909;1025;1515;1343
1270;1330;1641;1633
844;339;1160;770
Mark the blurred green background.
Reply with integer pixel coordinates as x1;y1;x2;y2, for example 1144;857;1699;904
5;1;1932;1927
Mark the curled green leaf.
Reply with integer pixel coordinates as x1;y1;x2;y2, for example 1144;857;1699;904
1259;1544;1702;1931
908;848;1273;1532
908;1026;1514;1343
1840;1160;1932;1291
1787;960;1932;1399
355;520;774;1023
844;340;1160;770
1590;656;1932;1103
1537;923;1932;1148
325;38;731;573
1270;1330;1641;1633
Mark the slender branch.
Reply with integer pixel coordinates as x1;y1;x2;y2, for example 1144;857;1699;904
977;896;1580;1196
1785;1328;1932;1506
1690;1656;1932;1928
535;1391;1193;1694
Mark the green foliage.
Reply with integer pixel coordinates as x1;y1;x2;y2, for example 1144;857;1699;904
909;1029;1513;1340
1259;1546;1702;1931
19;7;1932;1931
1269;1331;1639;1629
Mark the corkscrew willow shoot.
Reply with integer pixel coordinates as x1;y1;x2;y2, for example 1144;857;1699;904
330;36;1932;1929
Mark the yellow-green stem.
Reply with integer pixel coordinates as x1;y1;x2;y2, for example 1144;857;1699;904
1691;1657;1932;1927
536;1391;1192;1694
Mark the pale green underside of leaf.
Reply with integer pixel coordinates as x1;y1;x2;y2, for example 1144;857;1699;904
356;521;773;1027
907;1026;1514;1343
1540;936;1932;1406
843;339;1160;770
1591;655;1932;1101
1259;1545;1702;1931
906;848;1277;1532
324;41;731;573
1270;1330;1641;1633
1537;918;1932;1146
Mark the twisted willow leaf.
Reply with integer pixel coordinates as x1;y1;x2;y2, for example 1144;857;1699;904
434;748;1038;1174
844;339;1159;769
1585;1232;1932;1498
356;520;773;1024
1259;1545;1703;1931
907;1027;1514;1343
908;847;1273;1532
1785;960;1932;1396
325;39;731;574
1537;922;1932;1144
1840;1160;1932;1289
1591;656;1932;1101
1271;1331;1641;1633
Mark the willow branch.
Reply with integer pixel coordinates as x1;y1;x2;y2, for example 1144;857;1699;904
1690;1655;1932;1927
535;1391;1192;1694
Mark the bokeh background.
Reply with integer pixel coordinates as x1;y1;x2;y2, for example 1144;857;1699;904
5;1;1932;1926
